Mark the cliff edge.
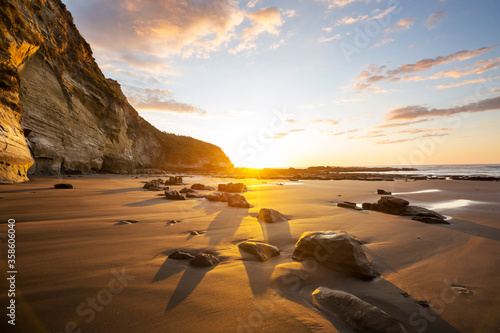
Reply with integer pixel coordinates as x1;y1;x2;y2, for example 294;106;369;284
0;0;232;183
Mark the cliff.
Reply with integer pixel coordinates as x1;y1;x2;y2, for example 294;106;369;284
0;0;232;183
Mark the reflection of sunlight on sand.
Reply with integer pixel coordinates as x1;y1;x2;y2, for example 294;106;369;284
392;189;441;195
427;199;476;210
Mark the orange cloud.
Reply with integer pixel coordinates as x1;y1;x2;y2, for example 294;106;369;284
384;17;415;34
425;11;447;30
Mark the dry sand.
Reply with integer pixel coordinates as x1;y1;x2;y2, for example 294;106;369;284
0;175;499;332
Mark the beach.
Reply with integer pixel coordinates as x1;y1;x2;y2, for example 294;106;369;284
1;175;499;332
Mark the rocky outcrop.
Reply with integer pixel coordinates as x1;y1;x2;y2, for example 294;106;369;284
292;231;377;279
312;287;406;333
371;196;409;215
0;0;232;183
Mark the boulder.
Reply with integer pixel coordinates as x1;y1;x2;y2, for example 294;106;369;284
54;183;73;189
362;203;373;210
377;189;392;195
191;183;215;191
412;216;450;224
168;250;194;260
164;190;186;200
371;196;409;215
238;241;280;261
228;194;250;208
218;182;247;193
257;208;288;223
337;201;362;211
312;287;406;333
143;180;164;191
190;253;219;267
400;206;446;219
179;187;195;194
292;231;377;279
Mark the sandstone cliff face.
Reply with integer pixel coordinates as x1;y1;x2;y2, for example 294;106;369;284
0;0;232;182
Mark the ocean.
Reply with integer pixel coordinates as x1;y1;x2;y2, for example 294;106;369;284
358;164;500;177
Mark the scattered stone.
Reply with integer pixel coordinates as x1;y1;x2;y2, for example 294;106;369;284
218;182;247;193
54;183;73;189
143;179;165;191
377;189;392;195
292;231;377;279
337;201;362;211
206;192;228;202
312;287;406;333
238;241;280;261
166;176;183;185
168;250;195;260
371;196;409;215
228;194;250;208
362;203;373;210
165;190;186;200
191;183;215;191
257;208;288;223
190;253;219;267
179;187;196;194
412;216;450;224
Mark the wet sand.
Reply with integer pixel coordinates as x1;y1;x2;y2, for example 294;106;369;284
0;175;499;332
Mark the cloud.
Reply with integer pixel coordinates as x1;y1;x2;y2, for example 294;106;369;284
335;6;396;26
397;128;451;134
372;37;394;48
231;7;284;53
425;10;447;30
247;0;261;8
312;119;339;125
322;27;333;33
285;119;297;124
123;86;207;115
384;17;415;34
386;96;500;120
323;129;359;136
320;0;368;9
318;34;342;43
268;129;304;139
435;76;500;89
376;138;414;144
375;119;430;128
282;10;296;18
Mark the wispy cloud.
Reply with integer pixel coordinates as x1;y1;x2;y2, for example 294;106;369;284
425;10;447;30
384;17;416;34
335;6;396;26
268;129;304;139
312;119;339;125
372;37;394;48
386;96;500;120
318;34;342;43
435;76;500;89
376;138;414;144
375;119;430;128
319;0;369;9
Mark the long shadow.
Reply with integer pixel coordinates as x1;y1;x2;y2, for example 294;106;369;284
206;207;249;246
0;188;56;194
437;218;500;242
258;218;293;247
124;197;181;207
165;266;215;311
192;200;226;216
271;263;461;333
239;249;280;296
152;257;186;283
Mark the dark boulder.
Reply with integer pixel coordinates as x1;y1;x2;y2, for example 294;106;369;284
238;241;280;261
292;231;377;279
168;250;194;260
191;183;215;191
257;208;287;223
377;189;392;195
228;194;250;208
190;253;219;267
179;187;195;194
312;287;406;333
412;216;450;224
362;203;373;210
371;196;409;215
218;182;247;193
54;183;73;189
400;206;446;219
165;190;186;200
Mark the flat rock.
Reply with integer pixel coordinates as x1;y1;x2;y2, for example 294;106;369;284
312;287;406;333
337;201;362;210
165;190;186;200
190;253;219;267
412;216;450;224
400;206;446;219
238;241;280;261
377;189;392;195
362;202;373;210
191;183;215;191
168;250;194;260
54;183;73;189
257;208;287;223
292;231;377;279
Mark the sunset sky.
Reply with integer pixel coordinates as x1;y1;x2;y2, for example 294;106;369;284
63;0;500;168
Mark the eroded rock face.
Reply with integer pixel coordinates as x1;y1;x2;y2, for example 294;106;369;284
312;287;406;333
0;0;233;182
238;241;280;261
257;208;287;223
292;231;377;279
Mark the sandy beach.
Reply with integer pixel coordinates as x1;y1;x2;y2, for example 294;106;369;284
0;175;499;332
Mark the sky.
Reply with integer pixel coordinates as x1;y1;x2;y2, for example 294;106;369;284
63;0;500;168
